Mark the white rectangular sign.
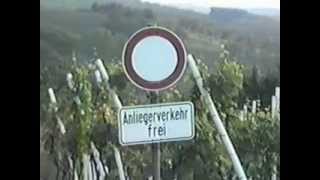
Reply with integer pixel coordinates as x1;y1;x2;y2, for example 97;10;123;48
118;101;195;146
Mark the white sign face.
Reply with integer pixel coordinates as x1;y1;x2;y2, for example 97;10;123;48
118;102;195;146
132;36;178;82
122;26;187;91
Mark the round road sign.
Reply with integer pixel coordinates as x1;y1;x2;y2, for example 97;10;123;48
122;26;187;91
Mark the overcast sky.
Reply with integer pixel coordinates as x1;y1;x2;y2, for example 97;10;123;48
141;0;280;10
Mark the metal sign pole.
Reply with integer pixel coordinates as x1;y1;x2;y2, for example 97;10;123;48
152;142;160;180
150;92;161;180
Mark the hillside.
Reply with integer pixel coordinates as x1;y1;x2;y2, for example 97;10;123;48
247;8;280;16
40;1;279;77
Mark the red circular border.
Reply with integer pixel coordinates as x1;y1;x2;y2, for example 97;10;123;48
122;27;187;91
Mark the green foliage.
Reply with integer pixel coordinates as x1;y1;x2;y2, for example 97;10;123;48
40;2;279;179
73;67;94;156
241;65;280;106
209;50;244;105
41;53;279;179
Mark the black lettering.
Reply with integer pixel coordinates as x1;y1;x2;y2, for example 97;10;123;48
139;114;143;123
128;114;133;124
123;112;129;124
175;111;180;120
143;113;148;124
154;112;158;122
144;117;148;125
149;113;153;123
179;108;184;119
156;113;161;122
158;125;165;136
170;109;175;120
161;112;167;122
153;126;157;137
148;125;152;137
184;110;188;119
179;109;188;120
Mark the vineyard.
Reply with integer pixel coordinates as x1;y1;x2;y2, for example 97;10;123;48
40;1;280;180
40;46;280;180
